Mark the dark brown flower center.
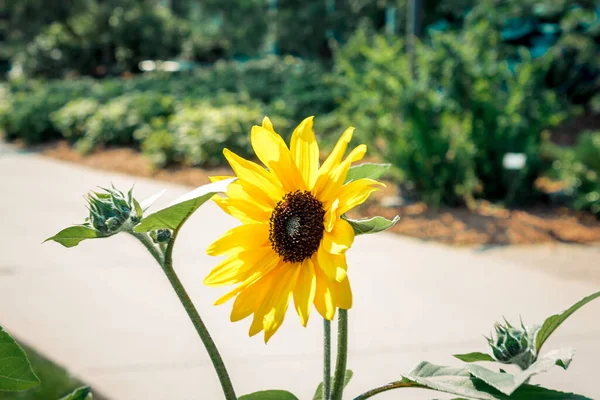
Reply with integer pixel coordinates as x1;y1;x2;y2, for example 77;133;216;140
269;190;325;263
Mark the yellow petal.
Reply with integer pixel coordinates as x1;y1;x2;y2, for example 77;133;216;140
213;196;270;224
250;126;306;192
313;159;351;206
324;198;339;232
223;148;284;201
319;127;354;176
207;223;270;256
334;276;352;310
322;219;354;255
337;178;384;215
290;116;319;188
293;258;316;327
228;179;277;209
204;247;272;287
345;144;367;163
213;255;281;305
263;269;299;343
209;175;236;183
314;266;335;320
262;116;276;133
230;276;270;322
316;246;347;282
250;264;300;342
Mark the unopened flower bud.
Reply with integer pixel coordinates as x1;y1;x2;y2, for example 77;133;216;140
150;229;172;243
85;185;139;234
487;319;537;369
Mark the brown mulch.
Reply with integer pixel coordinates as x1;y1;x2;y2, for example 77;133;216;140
38;141;600;247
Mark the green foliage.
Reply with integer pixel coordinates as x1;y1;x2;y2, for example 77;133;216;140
134;179;234;233
58;386;92;400
400;361;589;400
535;290;600;353
0;327;40;392
344;216;400;236
0;345;85;400
44;226;101;248
77;93;175;153
50;99;99;143
167;103;257;167
547;131;600;216
239;390;298;400
334;23;568;206
453;352;496;363
0;80;92;144
345;163;390;183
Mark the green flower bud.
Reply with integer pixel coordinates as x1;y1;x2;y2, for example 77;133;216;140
85;185;139;234
150;229;172;243
487;319;537;369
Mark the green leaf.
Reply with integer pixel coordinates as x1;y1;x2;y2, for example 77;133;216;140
0;326;40;391
406;361;590;400
133;198;143;219
134;179;234;234
453;352;495;363
535;290;600;353
313;370;353;399
239;390;299;400
344;215;400;235
465;348;574;396
58;386;92;400
407;362;498;400
345;163;390;183
140;189;166;211
44;226;101;248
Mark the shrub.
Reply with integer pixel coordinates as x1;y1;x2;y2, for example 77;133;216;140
0;80;93;144
334;24;568;206
169;103;259;167
51;99;99;143
547;131;600;216
78;93;175;153
137;119;176;168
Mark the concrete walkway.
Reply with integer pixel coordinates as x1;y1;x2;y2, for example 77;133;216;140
0;146;599;400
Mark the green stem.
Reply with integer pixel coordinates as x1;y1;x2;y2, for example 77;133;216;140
323;318;332;400
330;309;348;400
131;231;237;400
353;381;423;399
131;232;164;265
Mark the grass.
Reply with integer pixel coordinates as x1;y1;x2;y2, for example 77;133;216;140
0;345;86;400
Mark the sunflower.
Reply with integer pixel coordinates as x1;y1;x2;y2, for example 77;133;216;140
205;116;382;342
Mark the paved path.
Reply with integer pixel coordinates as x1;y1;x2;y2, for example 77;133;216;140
0;146;599;400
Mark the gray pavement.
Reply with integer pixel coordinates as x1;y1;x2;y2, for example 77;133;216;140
0;146;599;400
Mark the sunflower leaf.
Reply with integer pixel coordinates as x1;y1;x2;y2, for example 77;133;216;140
44;226;102;248
134;179;235;233
405;361;590;399
313;370;353;399
239;390;299;400
59;386;92;400
453;352;496;363
344;215;399;235
345;163;390;183
535;290;600;353
0;326;40;391
465;348;574;396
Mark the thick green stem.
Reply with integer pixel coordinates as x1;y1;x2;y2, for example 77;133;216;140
323;318;332;400
131;231;237;400
330;309;348;400
353;381;422;399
